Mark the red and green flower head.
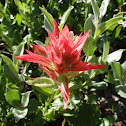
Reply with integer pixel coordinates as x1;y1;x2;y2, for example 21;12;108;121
16;21;105;110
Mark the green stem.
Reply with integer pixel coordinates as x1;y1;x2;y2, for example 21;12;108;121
82;71;96;86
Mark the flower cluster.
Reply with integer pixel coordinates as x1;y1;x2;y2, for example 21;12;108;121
16;21;105;109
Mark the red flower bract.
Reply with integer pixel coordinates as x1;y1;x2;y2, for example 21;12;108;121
15;21;105;110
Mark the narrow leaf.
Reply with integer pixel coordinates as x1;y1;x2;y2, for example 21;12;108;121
115;84;126;98
44;18;54;33
91;0;100;26
13;42;25;67
94;17;124;39
14;0;24;11
21;91;32;108
102;41;110;61
39;7;54;32
111;62;123;83
84;14;95;37
99;0;109;20
2;55;19;84
59;6;74;31
122;61;126;73
26;77;55;88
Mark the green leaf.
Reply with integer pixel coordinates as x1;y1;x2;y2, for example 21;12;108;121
21;91;32;108
13;42;25;67
83;35;96;56
102;41;110;61
12;108;28;123
115;25;121;38
52;98;63;109
111;62;123;83
39;7;54;32
14;0;24;11
5;87;21;108
15;13;22;25
99;0;109;20
2;55;19;84
115;82;126;98
86;94;98;104
91;0;100;26
28;99;41;111
34;40;44;48
33;86;53;96
78;103;101;126
106;70;115;84
59;6;74;31
94;17;124;39
106;49;125;64
26;77;55;96
100;115;117;126
89;81;108;91
44;18;54;33
122;61;126;73
26;77;55;88
84;14;95;37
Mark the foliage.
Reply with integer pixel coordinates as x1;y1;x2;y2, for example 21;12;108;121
0;0;126;125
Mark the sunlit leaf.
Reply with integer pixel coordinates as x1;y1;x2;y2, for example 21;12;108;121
39;7;54;32
12;108;28;123
5;87;21;108
59;6;74;31
94;17;124;39
91;0;100;26
111;62;123;83
13;42;25;67
115;26;121;38
99;0;109;20
26;77;55;96
106;49;125;64
84;14;95;37
115;83;126;98
21;91;32;108
26;77;55;88
102;41;110;61
83;35;96;56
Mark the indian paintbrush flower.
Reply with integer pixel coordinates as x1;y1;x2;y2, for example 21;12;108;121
15;21;105;110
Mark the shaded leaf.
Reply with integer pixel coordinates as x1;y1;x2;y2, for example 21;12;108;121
2;55;19;84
